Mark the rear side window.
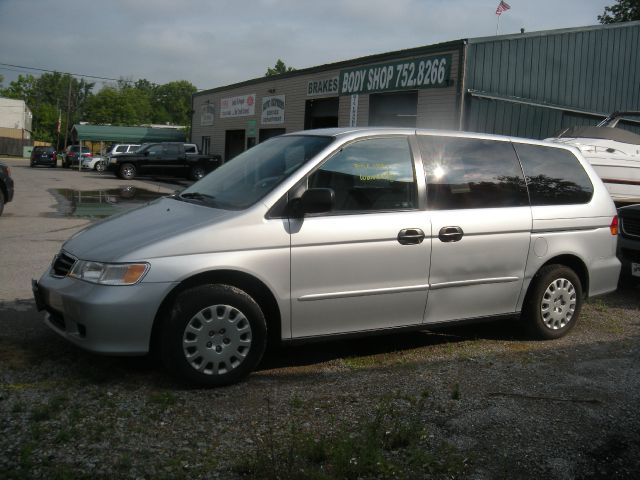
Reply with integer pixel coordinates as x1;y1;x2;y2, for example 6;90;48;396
513;143;593;205
418;136;528;210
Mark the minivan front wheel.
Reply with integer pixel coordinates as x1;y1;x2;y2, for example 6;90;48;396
523;265;582;340
160;284;267;386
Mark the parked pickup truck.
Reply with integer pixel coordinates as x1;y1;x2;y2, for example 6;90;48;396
107;142;222;181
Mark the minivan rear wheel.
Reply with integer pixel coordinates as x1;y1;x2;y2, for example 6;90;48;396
160;284;267;387
523;265;582;340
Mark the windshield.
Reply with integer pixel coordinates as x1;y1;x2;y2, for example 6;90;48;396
178;135;333;210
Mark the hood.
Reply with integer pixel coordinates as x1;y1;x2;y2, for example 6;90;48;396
63;197;239;262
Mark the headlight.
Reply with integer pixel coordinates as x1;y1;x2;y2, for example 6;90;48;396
69;261;149;285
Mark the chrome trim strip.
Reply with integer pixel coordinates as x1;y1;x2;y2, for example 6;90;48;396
298;284;430;302
430;276;519;290
531;226;605;234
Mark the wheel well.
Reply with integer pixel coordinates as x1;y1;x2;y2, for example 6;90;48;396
537;255;590;296
150;270;282;353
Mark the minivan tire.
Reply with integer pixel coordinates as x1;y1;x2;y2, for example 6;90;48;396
523;264;582;340
160;284;267;387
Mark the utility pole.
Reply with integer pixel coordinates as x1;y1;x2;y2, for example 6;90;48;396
63;76;71;149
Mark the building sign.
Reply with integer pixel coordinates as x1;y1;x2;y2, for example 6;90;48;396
339;54;452;95
220;94;256;118
200;103;215;126
261;95;285;124
307;76;339;96
349;95;359;127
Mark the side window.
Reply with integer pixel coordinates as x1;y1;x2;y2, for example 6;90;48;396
418;136;528;210
165;144;181;156
184;144;197;154
116;146;126;153
308;137;417;212
147;144;161;155
513;143;593;205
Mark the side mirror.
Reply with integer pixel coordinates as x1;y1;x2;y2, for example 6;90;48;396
291;188;334;217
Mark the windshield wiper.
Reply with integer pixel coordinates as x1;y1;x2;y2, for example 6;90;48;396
178;192;217;205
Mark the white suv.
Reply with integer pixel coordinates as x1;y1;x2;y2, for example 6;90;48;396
107;144;140;163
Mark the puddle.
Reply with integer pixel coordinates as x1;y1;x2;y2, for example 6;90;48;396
49;187;169;218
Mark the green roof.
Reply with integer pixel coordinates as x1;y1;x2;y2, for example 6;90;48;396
72;124;185;143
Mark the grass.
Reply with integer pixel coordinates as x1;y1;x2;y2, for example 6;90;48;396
147;390;179;410
233;393;468;480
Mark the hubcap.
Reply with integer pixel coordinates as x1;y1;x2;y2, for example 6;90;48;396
122;166;133;178
540;278;576;330
182;304;252;376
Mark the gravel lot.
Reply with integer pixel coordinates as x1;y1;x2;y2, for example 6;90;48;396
1;157;639;479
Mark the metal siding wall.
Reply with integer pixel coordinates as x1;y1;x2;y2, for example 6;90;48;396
466;23;640;139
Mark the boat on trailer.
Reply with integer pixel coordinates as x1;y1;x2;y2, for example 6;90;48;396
545;111;640;205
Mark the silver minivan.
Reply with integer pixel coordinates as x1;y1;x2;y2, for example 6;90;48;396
33;128;621;386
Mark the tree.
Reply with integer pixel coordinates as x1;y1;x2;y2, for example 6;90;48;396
151;80;197;126
0;72;94;146
598;0;640;23
265;59;295;77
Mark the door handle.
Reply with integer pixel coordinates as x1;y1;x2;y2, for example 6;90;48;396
438;226;464;242
397;228;425;245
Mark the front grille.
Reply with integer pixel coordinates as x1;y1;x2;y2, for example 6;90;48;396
52;252;76;277
621;216;640;238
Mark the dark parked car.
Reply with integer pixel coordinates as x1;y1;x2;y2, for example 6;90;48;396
30;146;57;168
107;142;221;180
62;145;92;168
617;204;640;284
0;162;15;217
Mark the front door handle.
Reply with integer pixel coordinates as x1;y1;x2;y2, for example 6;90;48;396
398;228;425;245
438;226;464;242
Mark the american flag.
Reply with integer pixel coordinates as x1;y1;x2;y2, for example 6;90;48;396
495;0;511;15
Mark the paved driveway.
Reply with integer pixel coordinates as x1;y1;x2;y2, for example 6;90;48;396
0;157;184;301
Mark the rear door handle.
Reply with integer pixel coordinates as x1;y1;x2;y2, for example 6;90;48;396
438;226;464;242
398;228;425;245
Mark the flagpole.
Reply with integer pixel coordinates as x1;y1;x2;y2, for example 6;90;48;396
496;14;500;35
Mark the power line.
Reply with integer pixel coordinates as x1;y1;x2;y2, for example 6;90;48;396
0;62;136;83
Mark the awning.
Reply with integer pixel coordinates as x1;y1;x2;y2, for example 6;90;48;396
71;124;186;143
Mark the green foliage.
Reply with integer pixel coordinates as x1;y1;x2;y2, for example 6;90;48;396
265;59;295;77
235;394;468;479
0;72;197;145
598;0;640;23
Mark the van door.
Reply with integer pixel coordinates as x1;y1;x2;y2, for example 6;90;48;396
290;136;431;338
417;135;532;322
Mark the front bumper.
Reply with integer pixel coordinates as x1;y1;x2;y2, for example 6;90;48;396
33;270;177;355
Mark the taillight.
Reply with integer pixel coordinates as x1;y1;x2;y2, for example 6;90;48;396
610;215;618;236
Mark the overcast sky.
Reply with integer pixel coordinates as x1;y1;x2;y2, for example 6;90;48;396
0;0;613;91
